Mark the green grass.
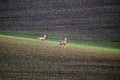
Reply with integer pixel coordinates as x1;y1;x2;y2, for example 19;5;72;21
0;34;119;52
0;31;120;50
0;35;120;80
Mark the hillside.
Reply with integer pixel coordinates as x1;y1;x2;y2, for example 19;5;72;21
0;0;120;48
0;35;120;80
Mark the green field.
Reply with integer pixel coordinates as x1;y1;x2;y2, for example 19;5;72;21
0;35;120;80
1;0;120;49
0;31;120;50
0;1;120;79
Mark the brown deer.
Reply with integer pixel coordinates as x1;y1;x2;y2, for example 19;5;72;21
38;35;46;41
60;38;67;46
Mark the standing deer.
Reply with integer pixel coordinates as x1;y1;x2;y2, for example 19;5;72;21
38;35;46;42
60;38;67;46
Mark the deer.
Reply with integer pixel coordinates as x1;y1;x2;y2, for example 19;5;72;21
60;38;67;46
38;35;46;42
